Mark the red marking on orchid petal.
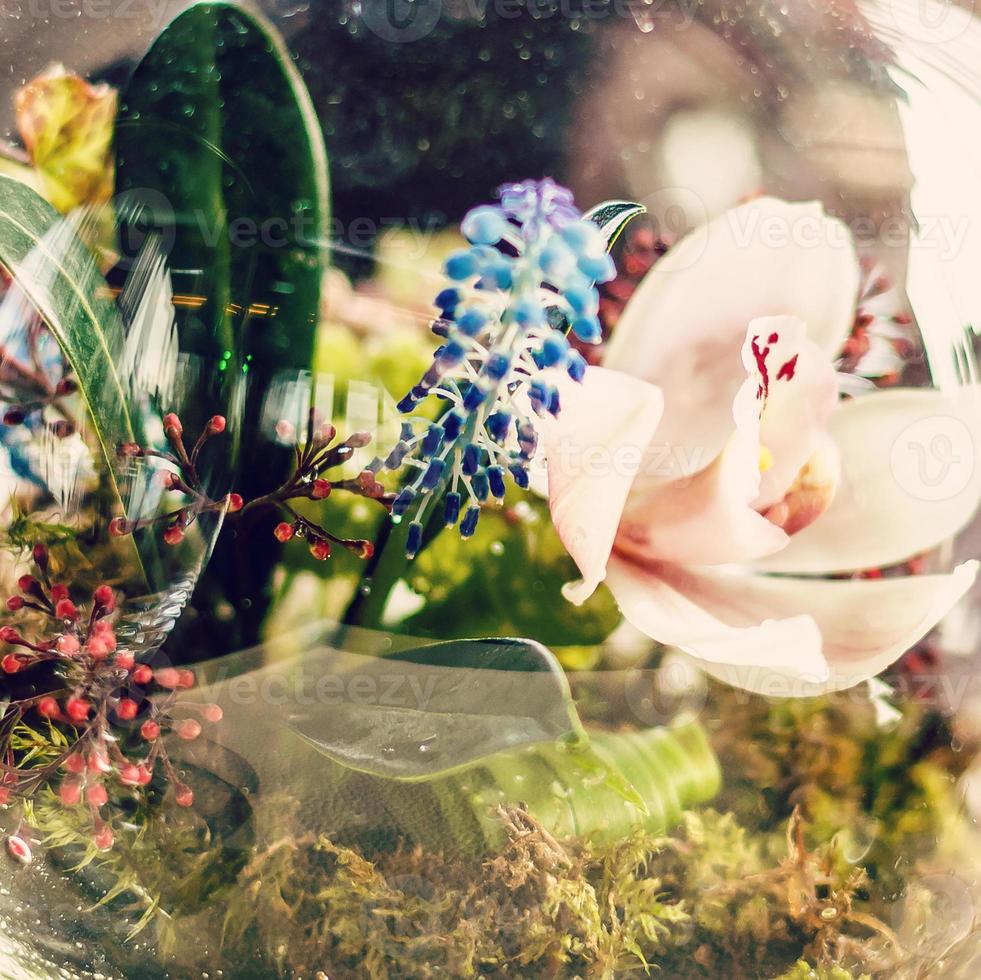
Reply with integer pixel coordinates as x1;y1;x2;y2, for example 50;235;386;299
777;354;798;382
2;655;23;674
750;335;771;400
37;697;60;719
133;664;153;685
207;414;226;434
273;522;295;542
115;650;135;671
56;633;80;655
6;835;32;865
174;784;194;807
93;823;113;850
116;698;139;721
59;778;82;805
65;697;90;723
140;720;161;741
154;668;180;689
203;704;223;723
768;331;779;344
176;719;202;741
86;783;108;807
163;525;185;546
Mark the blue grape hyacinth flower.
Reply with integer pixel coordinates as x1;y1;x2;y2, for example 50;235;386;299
383;179;616;557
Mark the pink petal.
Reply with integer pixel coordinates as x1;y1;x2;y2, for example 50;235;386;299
536;367;664;603
755;387;981;574
603;197;860;478
606;556;978;696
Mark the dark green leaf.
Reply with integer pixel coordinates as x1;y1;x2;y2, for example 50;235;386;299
585;199;647;251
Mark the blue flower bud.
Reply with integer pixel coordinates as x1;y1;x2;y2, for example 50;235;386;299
564;284;598;318
462;385;486;411
400;422;414;442
484;352;510;381
396;393;418;413
385;441;411;469
392;487;415;517
472;469;490;501
487;464;506;499
457;308;488;337
460;506;481;539
462;442;480;475
567;351;587;382
421;425;444;458
444;491;462;526
510;297;545;328
406;521;423;558
421;458;445;491
486;411;511;442
539;333;568;367
547;386;561;416
559;219;603;253
434;287;460;313
442;411;463;441
462;205;508;245
509;463;530;489
517;421;537;458
484;260;513;290
571;316;602;344
437;339;467;365
431;320;450;337
577;251;616;283
539;240;576;278
445;249;480;281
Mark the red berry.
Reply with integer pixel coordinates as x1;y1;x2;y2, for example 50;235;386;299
224;493;244;513
49;584;69;602
118;764;141;787
31;542;48;569
116;698;139;721
140;720;160;741
86;635;112;660
56;634;80;655
207;415;226;434
311;479;331;500
37;697;59;719
163;525;185;546
93;823;114;851
0;626;21;644
64;753;85;774
177;669;195;689
5;596;24;611
2;655;22;674
17;575;38;594
133;664;153;685
162;412;182;438
2;407;25;425
88;748;111;774
0;788;9;806
92;585;114;611
118;442;143;458
59;779;82;805
309;539;331;561
155;667;180;689
87;783;108;807
65;697;90;723
55;599;78;621
115;651;135;671
176;719;202;740
203;704;223;723
108;517;133;537
273;522;295;542
174;784;194;807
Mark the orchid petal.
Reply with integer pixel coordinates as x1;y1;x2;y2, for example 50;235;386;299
536;367;663;603
607;556;978;696
755;387;981;574
603;197;860;477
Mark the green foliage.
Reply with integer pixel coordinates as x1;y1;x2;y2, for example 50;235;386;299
402;495;621;647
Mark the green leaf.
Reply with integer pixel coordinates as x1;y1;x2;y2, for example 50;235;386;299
288;637;587;780
115;0;330;645
0;174;151;587
585;199;647;250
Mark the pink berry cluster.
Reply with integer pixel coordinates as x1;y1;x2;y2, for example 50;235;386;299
112;407;391;564
0;543;222;853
